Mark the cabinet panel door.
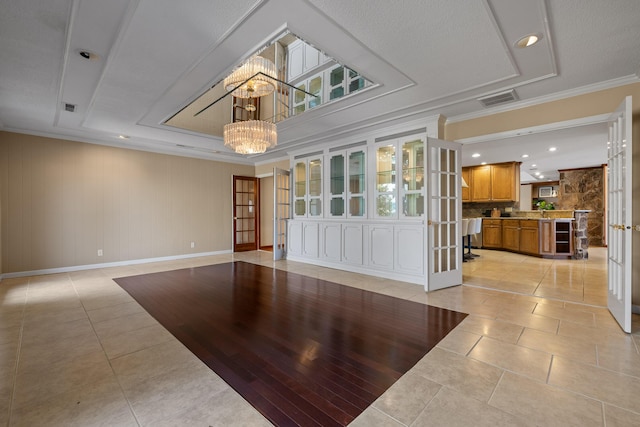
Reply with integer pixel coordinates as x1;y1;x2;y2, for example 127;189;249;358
395;226;424;274
539;220;554;254
302;223;319;258
482;224;502;248
471;165;491;201
520;226;539;255
502;222;520;251
288;221;303;256
343;224;363;265
369;225;394;269
491;163;515;201
321;223;341;261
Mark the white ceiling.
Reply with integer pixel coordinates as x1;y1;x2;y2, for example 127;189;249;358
1;0;639;178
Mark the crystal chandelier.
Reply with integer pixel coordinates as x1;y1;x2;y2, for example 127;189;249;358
223;120;277;154
223;55;277;98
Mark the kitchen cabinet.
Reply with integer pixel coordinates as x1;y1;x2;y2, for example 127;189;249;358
554;220;573;255
470;165;492;201
502;219;520;251
482;219;502;248
461;167;470;202
519;220;540;255
465;162;520;202
539;220;554;255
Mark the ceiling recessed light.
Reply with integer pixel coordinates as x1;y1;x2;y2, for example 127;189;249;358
118;135;129;139
471;153;481;158
522;154;529;158
515;33;542;48
481;162;487;165
548;147;557;152
535;172;540;176
539;175;544;178
531;164;537;168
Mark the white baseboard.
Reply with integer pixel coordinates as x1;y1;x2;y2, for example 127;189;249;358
0;250;232;281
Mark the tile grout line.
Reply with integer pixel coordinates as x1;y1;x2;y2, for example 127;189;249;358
70;274;144;427
6;278;30;427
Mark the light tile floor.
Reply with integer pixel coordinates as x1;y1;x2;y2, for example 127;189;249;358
1;247;639;426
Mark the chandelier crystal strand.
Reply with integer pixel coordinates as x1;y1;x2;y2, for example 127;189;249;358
223;120;277;154
223;56;277;98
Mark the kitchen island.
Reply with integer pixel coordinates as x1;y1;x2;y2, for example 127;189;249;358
481;211;575;258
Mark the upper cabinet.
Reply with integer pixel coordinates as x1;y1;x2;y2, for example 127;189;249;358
463;162;520;203
325;147;367;218
293;156;323;218
287;39;329;82
373;134;426;219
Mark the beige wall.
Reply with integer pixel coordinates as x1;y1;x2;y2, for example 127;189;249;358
446;82;640;140
0;132;254;274
255;159;289;177
260;176;274;247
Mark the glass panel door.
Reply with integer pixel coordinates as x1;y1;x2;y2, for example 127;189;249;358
375;144;396;218
233;176;259;252
273;168;290;261
329;153;345;217
401;138;425;217
293;161;306;216
427;138;462;291
308;158;322;216
348;149;366;217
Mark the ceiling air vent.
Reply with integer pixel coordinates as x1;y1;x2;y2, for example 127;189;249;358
477;89;518;108
64;103;76;112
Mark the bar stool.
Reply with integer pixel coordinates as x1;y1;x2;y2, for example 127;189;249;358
468;217;482;258
461;219;470;262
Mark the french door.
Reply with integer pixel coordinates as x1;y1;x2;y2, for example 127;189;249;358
607;96;633;333
273;168;290;261
233;176;259;252
427;138;463;291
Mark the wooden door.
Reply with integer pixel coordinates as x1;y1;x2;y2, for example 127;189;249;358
607;96;633;333
519;220;539;255
427;138;463;291
233;176;259;252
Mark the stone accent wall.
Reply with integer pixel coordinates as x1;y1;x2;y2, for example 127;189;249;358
573;211;590;259
556;167;605;246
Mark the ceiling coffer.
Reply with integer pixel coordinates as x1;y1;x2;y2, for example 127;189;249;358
477;89;518;108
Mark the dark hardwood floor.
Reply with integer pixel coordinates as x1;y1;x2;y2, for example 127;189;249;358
115;262;466;426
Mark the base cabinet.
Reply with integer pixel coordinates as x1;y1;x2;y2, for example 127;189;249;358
288;219;425;284
539;220;554;255
519;220;540;255
482;219;502;248
502;220;520;252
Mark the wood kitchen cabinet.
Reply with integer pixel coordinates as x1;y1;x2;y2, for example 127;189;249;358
461;167;470;202
482;219;502;248
470;165;491;201
519;220;540;255
539;220;554;255
465;162;520;202
501;220;520;251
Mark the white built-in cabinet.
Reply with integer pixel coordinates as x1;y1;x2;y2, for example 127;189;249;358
293;155;323;218
287;127;430;285
325;146;367;218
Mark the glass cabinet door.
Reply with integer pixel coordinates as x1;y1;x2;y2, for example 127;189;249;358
308;75;322;109
308;158;322;216
348;149;366;217
294;161;306;216
401;137;425;217
328;153;345;217
375;144;396;217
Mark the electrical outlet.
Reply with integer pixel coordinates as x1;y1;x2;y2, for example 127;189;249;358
97;249;103;257
190;242;195;248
